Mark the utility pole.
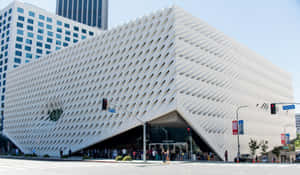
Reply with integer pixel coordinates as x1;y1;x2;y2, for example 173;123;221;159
236;105;248;163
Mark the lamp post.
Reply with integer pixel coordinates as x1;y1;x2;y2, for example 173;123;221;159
236;105;248;163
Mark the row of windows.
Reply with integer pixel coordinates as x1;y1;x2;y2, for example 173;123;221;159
17;8;93;35
0;8;12;20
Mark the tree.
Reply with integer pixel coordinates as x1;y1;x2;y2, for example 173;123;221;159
260;140;268;155
272;146;281;162
249;138;260;158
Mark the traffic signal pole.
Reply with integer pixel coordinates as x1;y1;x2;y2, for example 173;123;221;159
236;105;248;163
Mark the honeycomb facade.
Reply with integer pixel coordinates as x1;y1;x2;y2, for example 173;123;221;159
3;7;296;160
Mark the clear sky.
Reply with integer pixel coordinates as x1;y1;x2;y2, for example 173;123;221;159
1;0;300;112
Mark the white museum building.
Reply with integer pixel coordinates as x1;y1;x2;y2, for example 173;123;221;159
3;6;296;160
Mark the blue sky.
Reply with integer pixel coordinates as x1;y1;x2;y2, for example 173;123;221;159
1;0;300;112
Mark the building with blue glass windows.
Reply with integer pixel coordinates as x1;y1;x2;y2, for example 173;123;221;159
0;1;101;132
56;0;108;30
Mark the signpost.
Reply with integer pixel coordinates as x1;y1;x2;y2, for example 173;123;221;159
285;133;290;144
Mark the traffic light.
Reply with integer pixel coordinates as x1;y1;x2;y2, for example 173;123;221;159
270;103;276;114
187;127;192;136
102;98;108;110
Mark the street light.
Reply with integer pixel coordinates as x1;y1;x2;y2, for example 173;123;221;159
236;105;248;163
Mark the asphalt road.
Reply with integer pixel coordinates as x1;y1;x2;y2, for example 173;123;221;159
1;158;300;175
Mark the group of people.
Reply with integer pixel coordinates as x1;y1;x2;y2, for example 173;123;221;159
80;146;218;161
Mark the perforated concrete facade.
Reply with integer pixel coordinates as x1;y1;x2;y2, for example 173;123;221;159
3;7;296;160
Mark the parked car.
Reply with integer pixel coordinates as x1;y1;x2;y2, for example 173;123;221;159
234;154;252;162
261;156;268;163
295;154;300;163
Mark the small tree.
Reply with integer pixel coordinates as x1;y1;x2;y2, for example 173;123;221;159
272;146;281;162
249;138;260;159
260;140;268;155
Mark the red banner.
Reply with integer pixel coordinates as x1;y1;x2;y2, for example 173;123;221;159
281;134;286;145
232;120;238;135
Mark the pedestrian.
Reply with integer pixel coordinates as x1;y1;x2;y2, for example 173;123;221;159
224;150;228;162
132;151;136;160
162;150;166;163
60;149;63;158
69;148;72;157
255;155;258;163
16;148;19;156
152;150;156;160
122;148;127;157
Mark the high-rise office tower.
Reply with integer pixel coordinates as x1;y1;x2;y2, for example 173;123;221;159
56;0;108;30
0;1;101;132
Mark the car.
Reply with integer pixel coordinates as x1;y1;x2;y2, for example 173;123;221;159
234;154;252;162
261;156;268;163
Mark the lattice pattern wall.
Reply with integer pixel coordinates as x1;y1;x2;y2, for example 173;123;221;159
3;7;296;160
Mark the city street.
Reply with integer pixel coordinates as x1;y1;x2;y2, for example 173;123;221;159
1;159;300;175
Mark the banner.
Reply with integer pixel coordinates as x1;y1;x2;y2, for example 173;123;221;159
238;120;244;135
232;120;238;135
281;133;286;145
285;133;290;144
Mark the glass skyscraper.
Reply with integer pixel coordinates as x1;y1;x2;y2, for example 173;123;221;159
56;0;108;30
0;1;101;132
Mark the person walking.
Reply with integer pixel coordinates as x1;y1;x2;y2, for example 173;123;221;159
224;150;228;162
162;150;166;163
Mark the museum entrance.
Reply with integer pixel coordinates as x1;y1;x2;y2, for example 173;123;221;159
75;111;220;161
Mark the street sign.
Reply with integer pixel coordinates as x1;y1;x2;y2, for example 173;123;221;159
282;105;295;110
108;108;116;113
232;120;238;135
238;120;244;135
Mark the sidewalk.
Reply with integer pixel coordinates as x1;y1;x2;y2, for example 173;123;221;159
0;154;83;161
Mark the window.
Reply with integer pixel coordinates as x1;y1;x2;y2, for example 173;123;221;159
16;36;23;42
73;33;78;37
57;20;62;26
17;7;24;13
14;58;21;64
27;32;34;38
82;35;86;39
9;8;12;14
18;16;24;21
82;29;87;33
47;31;53;37
25;60;30;63
73;39;78;43
46;24;52;30
25;46;31;51
15;43;22;49
47;38;53;43
74;26;79;31
38;28;44;34
27;18;34;24
64;23;70;28
37;35;43;40
46;17;52;23
15;51;22;56
65;37;70;41
26;39;32;45
56;40;61;45
27;25;33;31
89;31;94;36
17;29;23;35
57;28;62;33
38;22;44;27
63;42;68;47
26;53;32;59
56;33;61;39
45;44;51;49
36;48;42;54
56;47;61;50
65;30;71;35
39;14;45;20
36;42;43;47
29;11;35;17
16;22;23;28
